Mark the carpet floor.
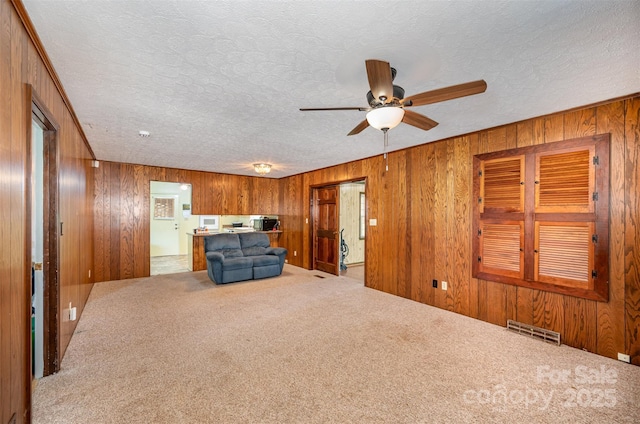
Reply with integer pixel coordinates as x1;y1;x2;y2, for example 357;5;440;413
33;265;640;423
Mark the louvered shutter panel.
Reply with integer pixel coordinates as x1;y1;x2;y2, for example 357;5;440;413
534;222;594;290
473;134;609;301
478;221;524;278
480;156;524;213
535;147;594;213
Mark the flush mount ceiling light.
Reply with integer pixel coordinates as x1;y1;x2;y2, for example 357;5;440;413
138;130;150;138
366;106;405;131
253;163;272;176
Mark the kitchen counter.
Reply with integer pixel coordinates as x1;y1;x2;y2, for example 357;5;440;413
186;231;283;271
188;230;282;236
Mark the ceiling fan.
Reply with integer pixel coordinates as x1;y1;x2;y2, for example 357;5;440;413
300;59;487;136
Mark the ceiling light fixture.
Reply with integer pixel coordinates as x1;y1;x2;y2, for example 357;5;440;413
366;106;405;131
366;107;405;173
253;163;272;176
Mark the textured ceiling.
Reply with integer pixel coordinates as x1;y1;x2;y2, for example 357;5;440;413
21;0;640;178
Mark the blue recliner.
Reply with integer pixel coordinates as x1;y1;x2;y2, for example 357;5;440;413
204;232;287;284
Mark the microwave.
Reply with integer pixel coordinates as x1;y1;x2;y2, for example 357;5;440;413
199;215;220;231
253;218;278;231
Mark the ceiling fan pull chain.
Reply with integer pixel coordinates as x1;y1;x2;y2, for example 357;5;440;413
383;128;389;171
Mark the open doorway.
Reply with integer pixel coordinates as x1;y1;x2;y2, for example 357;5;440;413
149;181;197;275
30;88;61;380
339;181;365;282
311;179;366;282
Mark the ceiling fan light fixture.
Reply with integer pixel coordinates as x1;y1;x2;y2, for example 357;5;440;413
253;163;272;176
366;107;405;131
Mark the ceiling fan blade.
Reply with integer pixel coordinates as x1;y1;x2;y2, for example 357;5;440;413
348;119;370;136
402;110;439;131
365;59;393;103
300;107;369;111
402;80;487;107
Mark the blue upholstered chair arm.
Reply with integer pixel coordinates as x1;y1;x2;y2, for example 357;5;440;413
265;247;288;272
266;247;287;256
205;251;224;284
206;251;225;263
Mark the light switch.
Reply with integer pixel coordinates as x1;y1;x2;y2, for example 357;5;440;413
369;218;377;226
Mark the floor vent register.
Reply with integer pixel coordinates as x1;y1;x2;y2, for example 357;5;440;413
506;319;561;346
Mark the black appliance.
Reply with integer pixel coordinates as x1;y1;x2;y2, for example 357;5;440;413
254;218;278;231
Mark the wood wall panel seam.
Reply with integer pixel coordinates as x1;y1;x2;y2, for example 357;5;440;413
624;97;640;365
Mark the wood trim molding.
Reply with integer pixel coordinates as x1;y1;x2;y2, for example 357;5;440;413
10;0;96;159
28;84;62;376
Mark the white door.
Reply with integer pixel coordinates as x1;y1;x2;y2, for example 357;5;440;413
150;195;180;256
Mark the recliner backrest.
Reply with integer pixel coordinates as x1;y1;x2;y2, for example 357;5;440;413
203;233;243;258
238;232;270;256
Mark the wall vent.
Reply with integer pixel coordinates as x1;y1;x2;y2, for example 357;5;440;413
506;319;561;346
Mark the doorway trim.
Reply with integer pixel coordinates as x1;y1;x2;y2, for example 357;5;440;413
310;177;367;278
27;85;61;377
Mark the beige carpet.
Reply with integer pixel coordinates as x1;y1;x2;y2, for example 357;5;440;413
33;265;639;423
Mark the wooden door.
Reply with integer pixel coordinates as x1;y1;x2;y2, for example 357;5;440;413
313;186;339;275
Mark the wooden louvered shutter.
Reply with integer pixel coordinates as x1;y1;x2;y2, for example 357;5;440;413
534;222;594;289
533;145;597;290
535;147;594;213
478;221;524;279
476;156;524;280
472;134;609;301
480;156;524;213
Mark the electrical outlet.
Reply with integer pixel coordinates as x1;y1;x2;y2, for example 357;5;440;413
442;281;448;290
432;279;438;288
618;353;631;363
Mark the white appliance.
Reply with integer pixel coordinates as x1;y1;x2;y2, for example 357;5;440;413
199;215;220;231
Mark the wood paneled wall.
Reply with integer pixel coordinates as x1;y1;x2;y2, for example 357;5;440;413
1;1;95;422
3;3;637;424
93;162;280;282
279;96;640;365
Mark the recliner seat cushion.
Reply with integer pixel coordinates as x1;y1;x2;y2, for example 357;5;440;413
253;264;281;280
251;255;279;267
221;257;253;271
